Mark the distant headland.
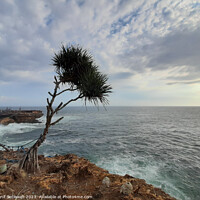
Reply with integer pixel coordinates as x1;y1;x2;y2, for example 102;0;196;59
0;109;43;125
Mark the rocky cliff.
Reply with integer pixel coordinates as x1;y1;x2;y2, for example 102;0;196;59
0;110;43;125
0;151;176;200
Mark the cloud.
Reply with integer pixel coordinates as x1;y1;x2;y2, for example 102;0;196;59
110;72;134;80
0;95;20;105
0;68;52;85
167;80;200;85
147;28;200;70
115;27;200;84
0;0;53;83
87;0;200;83
0;0;200;105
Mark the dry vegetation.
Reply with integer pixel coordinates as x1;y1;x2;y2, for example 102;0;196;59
0;150;176;200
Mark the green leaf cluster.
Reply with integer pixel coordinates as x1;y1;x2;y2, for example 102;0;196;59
52;45;112;105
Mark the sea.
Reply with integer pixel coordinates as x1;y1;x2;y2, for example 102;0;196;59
0;106;199;200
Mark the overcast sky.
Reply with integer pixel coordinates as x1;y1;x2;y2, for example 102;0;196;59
0;0;200;107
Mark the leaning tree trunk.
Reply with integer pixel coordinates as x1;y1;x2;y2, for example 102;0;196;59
18;77;83;173
18;127;48;173
18;77;60;173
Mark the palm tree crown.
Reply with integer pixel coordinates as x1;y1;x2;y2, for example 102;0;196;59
52;45;112;105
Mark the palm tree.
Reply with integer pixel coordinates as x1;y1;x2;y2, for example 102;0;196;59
19;45;112;173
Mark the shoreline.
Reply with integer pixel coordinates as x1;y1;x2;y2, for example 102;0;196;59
0;150;176;200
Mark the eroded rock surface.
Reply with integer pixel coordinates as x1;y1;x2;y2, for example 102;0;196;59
0;151;177;200
0;110;43;125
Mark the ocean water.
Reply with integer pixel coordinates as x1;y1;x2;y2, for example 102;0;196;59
0;106;200;200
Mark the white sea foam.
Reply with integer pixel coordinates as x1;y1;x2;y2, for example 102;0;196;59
0;122;43;136
96;155;189;200
0;121;44;148
37;116;46;123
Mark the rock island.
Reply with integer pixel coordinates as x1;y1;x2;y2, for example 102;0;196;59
0;109;43;125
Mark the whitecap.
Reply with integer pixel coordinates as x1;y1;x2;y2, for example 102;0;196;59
96;155;189;200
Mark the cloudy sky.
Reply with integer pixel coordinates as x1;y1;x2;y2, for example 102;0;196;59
0;0;200;106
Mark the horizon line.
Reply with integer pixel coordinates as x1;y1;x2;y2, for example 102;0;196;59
1;105;200;107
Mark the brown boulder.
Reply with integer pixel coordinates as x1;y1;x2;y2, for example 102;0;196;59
0;117;15;125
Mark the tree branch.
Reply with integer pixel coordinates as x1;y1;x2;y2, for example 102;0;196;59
54;76;58;83
53;76;60;86
50;117;64;126
56;88;77;96
47;98;50;106
48;92;53;97
47;98;53;114
0;143;10;152
60;94;84;110
54;102;63;114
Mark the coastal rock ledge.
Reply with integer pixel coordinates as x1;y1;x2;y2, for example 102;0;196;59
0;110;43;125
0;151;176;200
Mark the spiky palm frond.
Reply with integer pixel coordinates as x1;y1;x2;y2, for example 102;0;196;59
78;68;112;105
52;45;96;88
52;45;112;105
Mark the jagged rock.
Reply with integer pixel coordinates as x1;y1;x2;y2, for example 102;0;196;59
0;175;13;188
0;110;43;125
0;117;15;125
7;164;26;180
0;182;6;188
92;190;103;199
120;182;133;195
124;174;134;179
75;165;92;179
0;175;12;184
0;151;177;200
102;176;110;187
